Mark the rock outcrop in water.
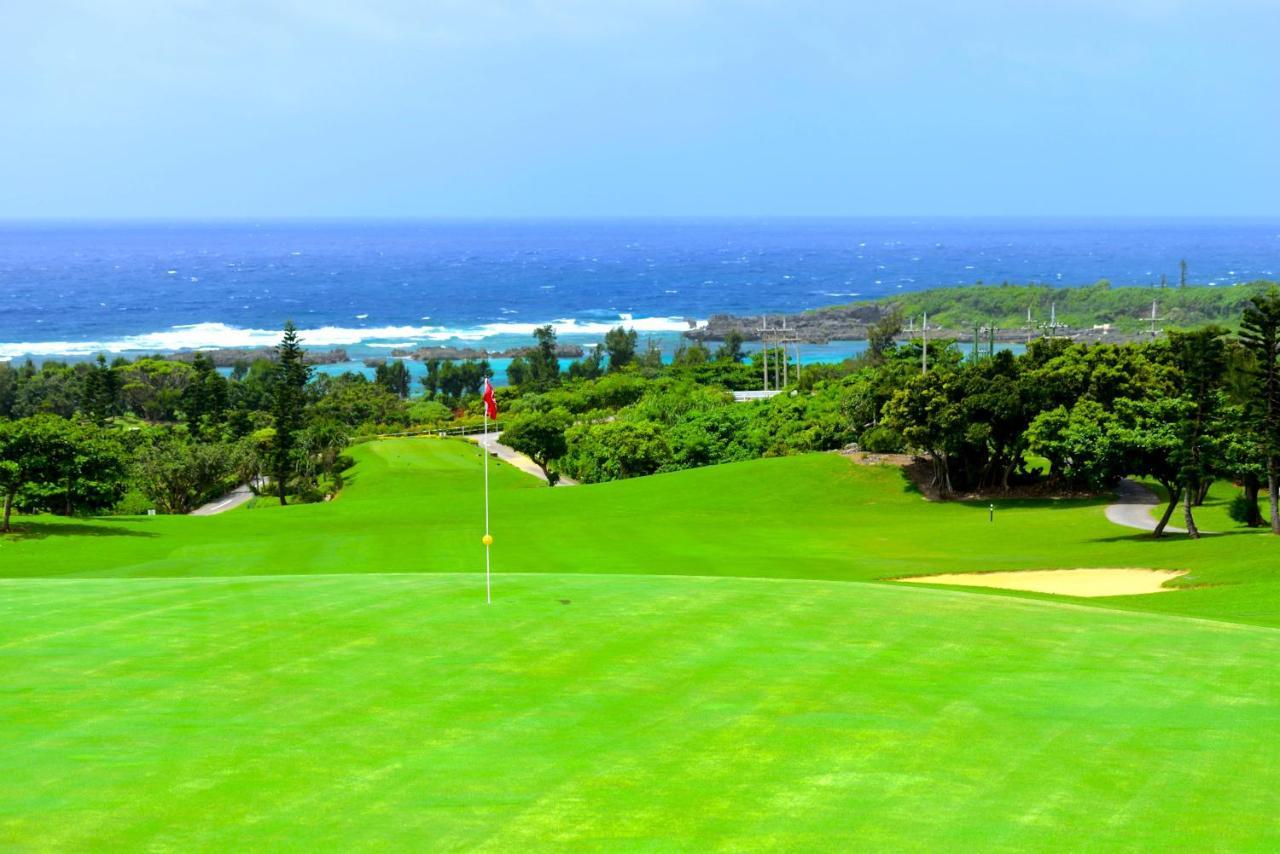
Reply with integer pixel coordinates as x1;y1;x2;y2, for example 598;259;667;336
166;348;351;366
687;305;891;343
388;344;586;361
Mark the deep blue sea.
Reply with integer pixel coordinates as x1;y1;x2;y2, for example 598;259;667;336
2;218;1277;366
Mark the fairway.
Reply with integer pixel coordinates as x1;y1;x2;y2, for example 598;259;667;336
3;438;1280;849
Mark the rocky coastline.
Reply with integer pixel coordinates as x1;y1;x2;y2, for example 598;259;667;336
386;344;586;361
686;308;1143;346
166;347;351;367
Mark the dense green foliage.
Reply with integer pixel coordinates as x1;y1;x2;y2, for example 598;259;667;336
5;289;1280;538
0;326;359;517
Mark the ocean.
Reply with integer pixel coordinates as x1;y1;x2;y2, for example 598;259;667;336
2;218;1277;374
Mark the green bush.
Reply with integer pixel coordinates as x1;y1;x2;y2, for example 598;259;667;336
859;425;904;453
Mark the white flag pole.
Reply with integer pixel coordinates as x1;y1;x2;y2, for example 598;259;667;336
483;405;491;604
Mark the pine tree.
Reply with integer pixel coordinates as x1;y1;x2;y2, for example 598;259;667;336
1240;290;1280;533
270;322;312;506
81;354;119;424
528;325;561;389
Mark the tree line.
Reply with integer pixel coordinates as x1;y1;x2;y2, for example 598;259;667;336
7;291;1280;542
497;295;1280;540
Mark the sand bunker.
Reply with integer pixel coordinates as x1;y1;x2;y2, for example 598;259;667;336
896;568;1187;598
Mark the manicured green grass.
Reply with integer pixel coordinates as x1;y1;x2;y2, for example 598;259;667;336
4;437;1280;626
2;572;1276;850
3;438;1279;848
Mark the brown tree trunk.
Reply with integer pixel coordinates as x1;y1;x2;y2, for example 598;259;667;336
1243;477;1264;527
1269;464;1280;535
2;492;12;533
277;465;288;506
1183;485;1200;539
1194;478;1212;506
1153;485;1181;539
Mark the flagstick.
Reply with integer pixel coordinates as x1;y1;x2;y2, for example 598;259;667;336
483;408;491;604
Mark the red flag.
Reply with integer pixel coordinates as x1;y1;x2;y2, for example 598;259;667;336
482;378;498;420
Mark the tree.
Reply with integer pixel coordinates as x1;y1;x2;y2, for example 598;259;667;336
456;359;492;397
604;326;638;371
1108;396;1187;538
1216;402;1267;527
420;358;442;399
1179;258;1188;288
502;409;570;483
1239;290;1280;533
134;433;237;514
1167;328;1227;538
312;383;408;431
560;420;671;482
296;420;350;491
567;346;604;380
672;341;711;367
1026;400;1124;490
0;361;17;417
639;337;664;371
81;354;120;423
270;322;312;505
0;457;19;532
180;353;228;436
374;360;412;398
527;326;561;389
866;310;903;365
0;415;128;530
714;329;745;364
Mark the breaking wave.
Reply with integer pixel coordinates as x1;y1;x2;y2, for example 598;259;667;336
0;316;707;359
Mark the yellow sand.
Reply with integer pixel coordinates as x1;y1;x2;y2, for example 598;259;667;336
896;568;1187;598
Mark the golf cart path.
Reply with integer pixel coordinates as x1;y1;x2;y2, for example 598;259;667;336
468;431;578;486
1106;479;1186;533
191;484;255;516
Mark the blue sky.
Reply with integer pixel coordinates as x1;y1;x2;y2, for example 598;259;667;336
2;1;1276;217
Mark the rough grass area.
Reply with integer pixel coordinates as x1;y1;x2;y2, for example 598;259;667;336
2;573;1276;850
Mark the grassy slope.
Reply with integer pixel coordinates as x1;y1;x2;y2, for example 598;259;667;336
2;437;1279;627
3;439;1279;848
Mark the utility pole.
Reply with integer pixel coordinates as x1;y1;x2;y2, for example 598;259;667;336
1147;299;1161;338
781;318;789;387
1042;301;1064;339
1180;259;1188;288
922;311;929;375
758;316;769;391
1023;306;1033;345
988;321;995;358
774;318;799;389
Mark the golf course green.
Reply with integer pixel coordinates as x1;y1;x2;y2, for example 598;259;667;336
2;438;1277;848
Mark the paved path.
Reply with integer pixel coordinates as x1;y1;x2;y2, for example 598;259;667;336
190;484;256;516
468;432;578;486
1105;479;1186;534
